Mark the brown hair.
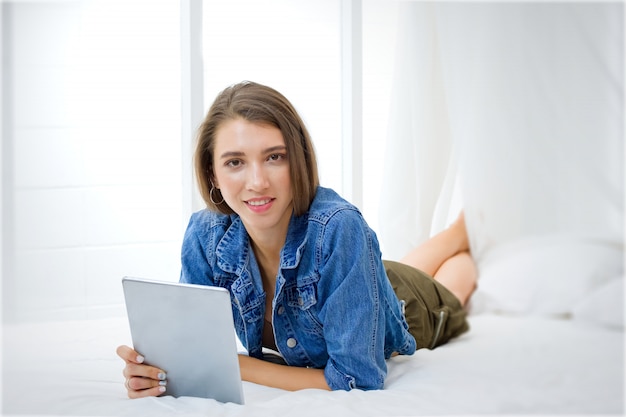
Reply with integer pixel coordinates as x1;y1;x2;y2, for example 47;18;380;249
194;81;319;216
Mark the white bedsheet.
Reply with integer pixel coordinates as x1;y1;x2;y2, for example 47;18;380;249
2;312;623;416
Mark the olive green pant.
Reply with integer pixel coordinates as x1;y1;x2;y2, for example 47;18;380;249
384;260;469;350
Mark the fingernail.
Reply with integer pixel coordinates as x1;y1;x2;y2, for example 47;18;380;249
159;380;167;386
136;355;145;363
159;386;166;393
157;372;167;380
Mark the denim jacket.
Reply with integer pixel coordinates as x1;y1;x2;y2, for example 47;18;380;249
180;186;416;390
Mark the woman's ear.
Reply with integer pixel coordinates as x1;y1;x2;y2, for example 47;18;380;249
208;171;218;189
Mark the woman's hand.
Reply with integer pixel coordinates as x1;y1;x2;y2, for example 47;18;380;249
116;345;168;399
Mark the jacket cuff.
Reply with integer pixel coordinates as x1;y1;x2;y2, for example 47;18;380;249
324;361;357;391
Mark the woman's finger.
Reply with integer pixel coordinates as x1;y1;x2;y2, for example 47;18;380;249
126;379;167;399
123;362;167;382
116;345;145;364
127;376;167;391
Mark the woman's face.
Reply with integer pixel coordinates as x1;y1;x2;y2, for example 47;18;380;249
212;118;293;239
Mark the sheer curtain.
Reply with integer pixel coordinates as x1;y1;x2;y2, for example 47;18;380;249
378;3;460;261
379;2;623;316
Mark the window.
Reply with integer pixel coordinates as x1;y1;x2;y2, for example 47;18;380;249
202;0;343;194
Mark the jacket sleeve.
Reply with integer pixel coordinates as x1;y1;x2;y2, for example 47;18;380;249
316;208;388;390
179;212;216;286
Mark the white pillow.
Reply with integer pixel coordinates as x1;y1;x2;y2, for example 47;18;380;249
472;236;623;318
572;277;624;330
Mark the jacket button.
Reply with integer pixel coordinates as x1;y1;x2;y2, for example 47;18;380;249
286;338;297;348
277;305;285;315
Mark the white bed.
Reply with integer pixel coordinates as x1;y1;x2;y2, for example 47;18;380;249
3;282;624;416
3;3;624;416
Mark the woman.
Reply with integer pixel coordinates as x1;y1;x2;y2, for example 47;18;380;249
117;81;477;397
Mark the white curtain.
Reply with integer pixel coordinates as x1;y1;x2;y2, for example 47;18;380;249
379;2;624;317
378;3;460;261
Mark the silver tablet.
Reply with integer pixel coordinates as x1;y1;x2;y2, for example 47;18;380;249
122;276;244;404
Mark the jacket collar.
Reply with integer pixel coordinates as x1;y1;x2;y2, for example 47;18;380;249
215;211;309;274
281;212;308;269
215;215;250;275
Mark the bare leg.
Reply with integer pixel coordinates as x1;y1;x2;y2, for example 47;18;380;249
399;213;477;306
431;252;476;306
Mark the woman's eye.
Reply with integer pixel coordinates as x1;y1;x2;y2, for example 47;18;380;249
268;153;286;162
226;159;241;168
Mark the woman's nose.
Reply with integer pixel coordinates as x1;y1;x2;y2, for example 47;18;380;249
247;163;269;190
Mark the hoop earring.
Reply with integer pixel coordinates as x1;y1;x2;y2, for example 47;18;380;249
209;184;225;205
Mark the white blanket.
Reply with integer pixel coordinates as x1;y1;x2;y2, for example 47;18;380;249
3;312;623;416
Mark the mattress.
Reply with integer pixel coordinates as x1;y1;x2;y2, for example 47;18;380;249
3;312;623;416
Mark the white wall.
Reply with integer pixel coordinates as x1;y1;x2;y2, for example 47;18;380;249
2;0;401;323
1;0;5;326
3;1;184;322
202;0;343;198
